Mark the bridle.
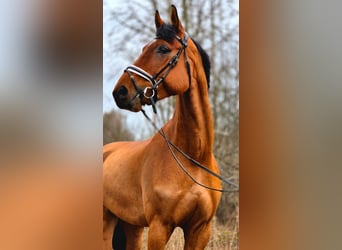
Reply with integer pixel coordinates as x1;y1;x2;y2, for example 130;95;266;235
124;33;191;113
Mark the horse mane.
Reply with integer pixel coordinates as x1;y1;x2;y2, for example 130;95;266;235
191;39;211;88
156;24;211;88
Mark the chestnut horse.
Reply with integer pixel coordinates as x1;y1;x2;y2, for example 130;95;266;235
103;5;222;249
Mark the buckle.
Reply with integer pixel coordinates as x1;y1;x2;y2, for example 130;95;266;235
143;87;155;99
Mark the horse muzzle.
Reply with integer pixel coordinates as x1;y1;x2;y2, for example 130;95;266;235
112;85;142;112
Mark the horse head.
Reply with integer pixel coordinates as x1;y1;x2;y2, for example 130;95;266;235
112;5;192;112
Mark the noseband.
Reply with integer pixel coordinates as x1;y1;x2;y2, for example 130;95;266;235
124;33;191;113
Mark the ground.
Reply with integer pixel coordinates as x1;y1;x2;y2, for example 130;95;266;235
141;216;239;250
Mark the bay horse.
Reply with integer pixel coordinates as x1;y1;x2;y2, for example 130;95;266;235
103;5;222;249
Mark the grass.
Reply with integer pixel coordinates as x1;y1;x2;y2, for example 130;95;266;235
141;212;239;250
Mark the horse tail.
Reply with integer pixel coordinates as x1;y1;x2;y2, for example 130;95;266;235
112;220;126;250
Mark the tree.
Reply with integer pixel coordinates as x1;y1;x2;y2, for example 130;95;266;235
104;0;239;225
103;110;135;144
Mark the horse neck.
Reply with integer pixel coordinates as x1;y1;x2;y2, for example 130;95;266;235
167;77;214;161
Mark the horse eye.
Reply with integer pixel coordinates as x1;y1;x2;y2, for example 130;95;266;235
157;45;170;54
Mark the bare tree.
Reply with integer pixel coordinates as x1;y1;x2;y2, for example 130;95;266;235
103;110;135;144
104;0;239;225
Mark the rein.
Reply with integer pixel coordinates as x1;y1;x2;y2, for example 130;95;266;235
141;109;239;193
124;32;238;193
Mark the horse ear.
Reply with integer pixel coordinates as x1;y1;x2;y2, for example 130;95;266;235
170;5;184;32
155;10;164;29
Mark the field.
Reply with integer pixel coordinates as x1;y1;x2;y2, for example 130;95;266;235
141;213;239;250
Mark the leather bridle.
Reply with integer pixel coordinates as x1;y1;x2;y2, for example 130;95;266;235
124;33;191;113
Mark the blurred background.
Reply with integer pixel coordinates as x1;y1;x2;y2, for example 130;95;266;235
0;0;102;249
1;0;342;249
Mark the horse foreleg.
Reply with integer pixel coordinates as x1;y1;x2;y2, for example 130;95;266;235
183;222;211;250
103;207;118;250
121;222;144;250
147;220;174;250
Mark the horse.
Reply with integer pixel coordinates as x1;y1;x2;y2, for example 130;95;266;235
103;5;222;249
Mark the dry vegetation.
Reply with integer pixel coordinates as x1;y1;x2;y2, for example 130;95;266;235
141;212;239;250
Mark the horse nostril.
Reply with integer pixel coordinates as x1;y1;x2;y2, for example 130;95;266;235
117;85;128;98
113;85;128;101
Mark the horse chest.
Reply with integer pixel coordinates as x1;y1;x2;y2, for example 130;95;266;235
146;184;214;223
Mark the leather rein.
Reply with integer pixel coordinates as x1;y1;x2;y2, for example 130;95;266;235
124;33;239;193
